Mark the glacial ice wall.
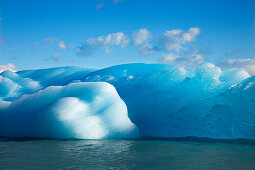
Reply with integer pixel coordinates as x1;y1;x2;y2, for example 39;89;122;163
0;63;254;139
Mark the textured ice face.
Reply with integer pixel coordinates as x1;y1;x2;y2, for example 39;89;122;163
81;63;254;139
0;63;254;139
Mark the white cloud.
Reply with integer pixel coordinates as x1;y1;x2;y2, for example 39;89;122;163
44;37;67;50
161;50;204;67
133;29;152;46
137;44;158;56
162;53;181;63
182;27;200;42
77;27;200;59
132;29;158;56
0;63;16;73
161;27;200;52
58;41;66;49
158;28;203;67
155;27;202;67
131;27;200;56
217;59;255;76
77;32;129;57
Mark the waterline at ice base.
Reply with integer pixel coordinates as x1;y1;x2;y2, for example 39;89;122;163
0;63;254;140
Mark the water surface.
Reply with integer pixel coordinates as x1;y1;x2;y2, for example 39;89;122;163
1;138;255;169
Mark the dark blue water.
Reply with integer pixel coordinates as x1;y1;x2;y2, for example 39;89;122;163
1;138;255;169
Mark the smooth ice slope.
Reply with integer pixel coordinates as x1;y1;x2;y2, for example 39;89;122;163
0;82;139;139
0;63;254;139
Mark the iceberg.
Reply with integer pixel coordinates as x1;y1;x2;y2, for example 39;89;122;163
0;63;254;139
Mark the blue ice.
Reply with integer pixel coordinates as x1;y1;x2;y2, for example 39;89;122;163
0;63;254;139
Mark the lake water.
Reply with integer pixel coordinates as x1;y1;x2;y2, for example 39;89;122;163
1;138;255;169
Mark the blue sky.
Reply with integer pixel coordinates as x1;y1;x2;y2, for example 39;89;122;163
0;0;254;71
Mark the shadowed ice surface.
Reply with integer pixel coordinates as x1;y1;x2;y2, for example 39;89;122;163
0;138;255;169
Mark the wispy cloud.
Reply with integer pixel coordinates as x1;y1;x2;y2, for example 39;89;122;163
77;32;129;57
45;56;60;63
131;27;200;56
134;28;202;67
160;28;200;52
96;1;105;10
30;43;38;51
162;53;181;63
58;41;66;49
44;37;58;44
77;27;200;58
45;52;62;63
9;57;16;60
43;37;67;51
0;39;7;44
132;28;200;57
160;49;204;67
69;43;75;49
9;45;22;51
133;29;152;46
132;28;158;56
0;63;16;73
96;0;121;9
224;49;242;57
113;0;121;4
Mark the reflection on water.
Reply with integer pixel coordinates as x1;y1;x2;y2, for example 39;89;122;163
0;138;255;169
